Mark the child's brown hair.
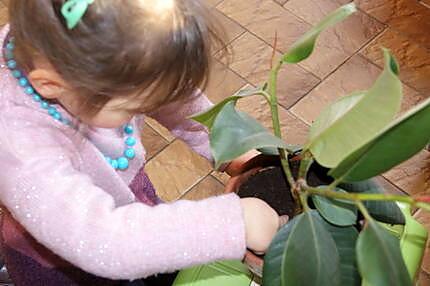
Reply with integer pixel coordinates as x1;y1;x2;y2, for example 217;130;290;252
9;0;226;115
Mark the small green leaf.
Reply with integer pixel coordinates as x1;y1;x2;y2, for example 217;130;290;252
340;180;405;225
210;102;289;169
356;220;412;286
316;215;361;286
312;187;357;226
330;96;430;182
306;50;402;168
282;3;356;63
263;211;341;286
191;86;263;129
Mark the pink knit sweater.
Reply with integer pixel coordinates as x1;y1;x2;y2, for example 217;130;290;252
0;25;246;280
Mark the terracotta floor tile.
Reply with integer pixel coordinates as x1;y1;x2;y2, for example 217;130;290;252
290;55;425;125
145;140;213;202
374;176;405;195
413;209;430;275
212;9;246;51
205;59;247;104
383;150;430;196
361;28;430;95
144;117;175;142
180;175;225;201
220;32;320;109
0;2;8;27
274;0;288;6
217;0;312;55
418;272;430;286
355;0;430;49
284;0;385;78
237;94;309;145
211;170;230;185
141;123;169;160
206;0;223;7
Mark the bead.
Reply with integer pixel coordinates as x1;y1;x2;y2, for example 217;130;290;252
53;112;62;120
124;124;134;134
4;37;136;172
125;137;136;147
40;101;49;109
48;107;57;116
18;77;28;87
12;70;21;78
117;157;129;170
124;148;135;159
110;159;119;169
33;94;41;102
5;50;13;60
7;60;17;69
61;118;71;125
6;42;14;50
25;87;34;95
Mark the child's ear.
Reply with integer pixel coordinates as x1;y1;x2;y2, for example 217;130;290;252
28;69;69;99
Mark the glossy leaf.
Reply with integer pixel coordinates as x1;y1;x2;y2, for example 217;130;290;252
330;96;430;181
340;180;405;224
356;220;412;286
306;50;402;168
191;85;263;129
210;102;289;169
316;215;361;286
262;211;340;286
282;3;356;63
312;187;357;226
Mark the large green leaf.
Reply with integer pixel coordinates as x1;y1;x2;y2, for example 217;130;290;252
282;3;356;63
316;215;361;286
330;97;430;182
356;219;412;286
312;187;357;226
306;50;402;168
210;101;289;168
262;211;341;286
340;180;405;225
191;86;263;129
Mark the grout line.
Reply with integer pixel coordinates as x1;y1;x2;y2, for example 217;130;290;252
287;25;388;113
145;139;174;163
176;172;213;200
210;173;227;186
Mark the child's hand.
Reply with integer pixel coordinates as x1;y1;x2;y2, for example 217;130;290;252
240;197;282;253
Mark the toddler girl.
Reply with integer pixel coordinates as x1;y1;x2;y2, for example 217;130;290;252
0;0;281;285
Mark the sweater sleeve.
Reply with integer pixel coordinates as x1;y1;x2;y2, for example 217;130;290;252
0;125;246;280
147;90;214;162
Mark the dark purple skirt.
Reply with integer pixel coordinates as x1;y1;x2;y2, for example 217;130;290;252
1;167;176;286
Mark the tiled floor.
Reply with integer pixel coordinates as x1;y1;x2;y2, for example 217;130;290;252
0;0;429;283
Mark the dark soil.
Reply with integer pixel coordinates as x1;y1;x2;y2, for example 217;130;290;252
237;156;333;217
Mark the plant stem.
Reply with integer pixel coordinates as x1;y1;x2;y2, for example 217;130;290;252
300;193;310;211
267;59;298;200
356;201;372;221
303;185;430;212
298;151;313;180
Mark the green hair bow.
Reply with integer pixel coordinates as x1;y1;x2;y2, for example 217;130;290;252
61;0;95;30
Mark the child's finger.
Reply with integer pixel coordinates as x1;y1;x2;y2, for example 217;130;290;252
278;215;289;228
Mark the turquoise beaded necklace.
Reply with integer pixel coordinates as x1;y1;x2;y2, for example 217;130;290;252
4;37;136;171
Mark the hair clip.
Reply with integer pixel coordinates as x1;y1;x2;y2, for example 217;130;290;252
61;0;95;30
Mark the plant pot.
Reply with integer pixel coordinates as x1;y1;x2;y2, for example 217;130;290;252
226;154;333;277
227;154;428;283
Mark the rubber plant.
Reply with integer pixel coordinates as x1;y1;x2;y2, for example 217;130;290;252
192;3;430;286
